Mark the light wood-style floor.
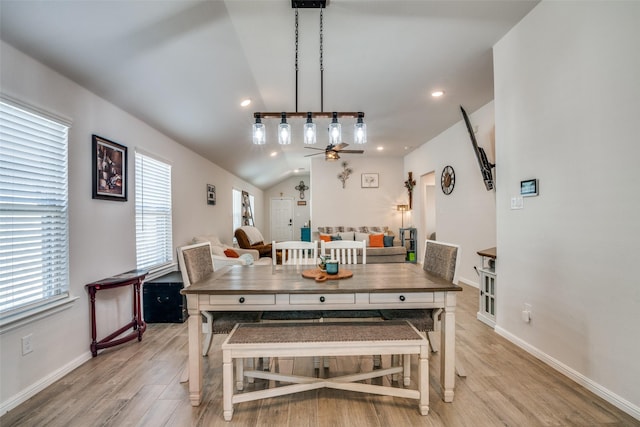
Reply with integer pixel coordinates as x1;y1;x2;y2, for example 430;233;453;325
2;283;638;427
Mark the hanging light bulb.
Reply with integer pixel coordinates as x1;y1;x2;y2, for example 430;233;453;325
252;114;266;145
328;112;341;146
354;112;367;144
278;112;291;145
303;112;317;145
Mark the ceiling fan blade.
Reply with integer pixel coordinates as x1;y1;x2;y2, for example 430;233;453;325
334;142;349;151
338;150;364;154
304;152;324;157
304;147;326;151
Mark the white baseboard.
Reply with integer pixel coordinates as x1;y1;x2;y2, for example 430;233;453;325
0;350;93;416
495;326;640;421
458;277;478;288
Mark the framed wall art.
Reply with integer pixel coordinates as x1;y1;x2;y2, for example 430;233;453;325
207;184;216;205
361;173;379;188
92;134;127;201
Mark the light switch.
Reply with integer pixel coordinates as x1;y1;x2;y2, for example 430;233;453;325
511;196;524;210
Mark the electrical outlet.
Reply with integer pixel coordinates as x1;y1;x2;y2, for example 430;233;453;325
22;334;33;355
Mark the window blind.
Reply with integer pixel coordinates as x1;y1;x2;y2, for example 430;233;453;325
135;152;172;271
0;101;70;316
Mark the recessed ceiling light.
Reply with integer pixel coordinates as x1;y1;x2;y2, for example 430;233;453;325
240;98;251;107
270;151;278;157
376;146;384;151
431;90;445;98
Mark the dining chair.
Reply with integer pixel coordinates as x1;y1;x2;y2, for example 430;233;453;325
177;242;261;357
320;240;382;367
380;239;466;378
321;239;367;264
262;240;324;368
272;240;318;265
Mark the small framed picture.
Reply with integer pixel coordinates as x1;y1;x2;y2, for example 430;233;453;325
207;184;216;205
361;173;379;188
92;134;127;201
520;179;539;197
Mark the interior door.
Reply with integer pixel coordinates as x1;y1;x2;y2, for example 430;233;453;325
271;198;294;242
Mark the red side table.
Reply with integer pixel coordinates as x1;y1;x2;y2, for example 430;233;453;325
86;269;148;357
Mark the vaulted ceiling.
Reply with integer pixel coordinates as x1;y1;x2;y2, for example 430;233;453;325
0;0;538;189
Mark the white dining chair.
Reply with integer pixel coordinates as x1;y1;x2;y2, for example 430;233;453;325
272;240;318;265
321;239;367;264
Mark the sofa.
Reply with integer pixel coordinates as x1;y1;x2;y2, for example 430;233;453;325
313;226;407;263
192;234;271;269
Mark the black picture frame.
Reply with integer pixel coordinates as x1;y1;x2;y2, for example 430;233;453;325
92;134;128;201
207;184;216;205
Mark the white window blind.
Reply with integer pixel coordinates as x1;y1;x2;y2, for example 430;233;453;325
0;101;70;317
135;152;172;271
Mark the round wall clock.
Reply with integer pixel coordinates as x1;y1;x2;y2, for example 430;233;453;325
441;165;455;195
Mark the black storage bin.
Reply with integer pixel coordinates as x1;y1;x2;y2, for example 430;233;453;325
143;271;188;323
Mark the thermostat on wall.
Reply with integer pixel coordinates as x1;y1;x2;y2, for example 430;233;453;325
520;179;539;197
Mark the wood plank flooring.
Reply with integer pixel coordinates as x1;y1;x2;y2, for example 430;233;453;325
2;283;638;427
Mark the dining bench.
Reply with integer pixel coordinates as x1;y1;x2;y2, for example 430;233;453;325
221;321;429;421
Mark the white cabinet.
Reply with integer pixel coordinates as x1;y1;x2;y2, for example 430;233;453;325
476;247;496;328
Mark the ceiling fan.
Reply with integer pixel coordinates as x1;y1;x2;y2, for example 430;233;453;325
304;143;364;161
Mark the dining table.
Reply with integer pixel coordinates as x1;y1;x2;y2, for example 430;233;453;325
181;263;462;406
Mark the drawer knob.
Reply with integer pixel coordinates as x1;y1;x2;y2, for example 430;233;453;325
319;296;326;303
239;297;245;303
399;295;406;302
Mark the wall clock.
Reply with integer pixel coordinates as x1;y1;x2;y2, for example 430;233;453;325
441;165;455;195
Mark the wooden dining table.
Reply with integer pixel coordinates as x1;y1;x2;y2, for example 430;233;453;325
181;263;462;406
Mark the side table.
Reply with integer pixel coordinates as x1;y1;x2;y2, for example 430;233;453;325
86;269;148;357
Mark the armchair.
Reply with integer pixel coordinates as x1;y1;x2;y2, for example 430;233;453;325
234;226;272;258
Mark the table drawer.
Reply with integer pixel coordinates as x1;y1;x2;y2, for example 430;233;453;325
369;292;434;304
210;294;275;305
290;293;355;305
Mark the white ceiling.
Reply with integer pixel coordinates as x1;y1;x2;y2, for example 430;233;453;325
0;0;538;189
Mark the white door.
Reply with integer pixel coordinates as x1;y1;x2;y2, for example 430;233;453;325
271;198;294;242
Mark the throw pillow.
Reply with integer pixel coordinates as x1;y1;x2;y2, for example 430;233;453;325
224;249;240;258
337;231;355;241
383;235;394;247
355;232;370;246
370;234;384;248
331;234;343;241
319;233;332;242
211;245;226;257
239;253;254;265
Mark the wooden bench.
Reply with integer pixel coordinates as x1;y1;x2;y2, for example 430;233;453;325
221;321;429;421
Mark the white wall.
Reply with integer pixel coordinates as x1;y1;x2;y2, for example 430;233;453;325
493;1;640;417
404;102;497;286
263;174;311;242
310;156;405;232
0;41;262;411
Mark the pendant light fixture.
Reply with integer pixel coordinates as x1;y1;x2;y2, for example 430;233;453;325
251;1;366;147
328;112;341;146
252;113;266;145
303;112;316;144
354;112;366;144
278;113;291;145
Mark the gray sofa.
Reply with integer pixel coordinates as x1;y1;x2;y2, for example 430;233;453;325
313;226;407;264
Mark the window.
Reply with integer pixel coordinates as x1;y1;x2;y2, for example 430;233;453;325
0;100;70;320
232;188;255;236
135;152;172;271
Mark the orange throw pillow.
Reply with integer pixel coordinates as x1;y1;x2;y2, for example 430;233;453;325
224;249;240;258
319;234;332;242
369;234;384;248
